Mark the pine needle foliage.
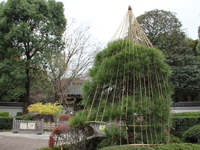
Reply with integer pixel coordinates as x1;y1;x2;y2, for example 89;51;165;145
71;39;172;145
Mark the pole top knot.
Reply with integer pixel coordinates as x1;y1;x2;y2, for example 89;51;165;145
128;5;132;11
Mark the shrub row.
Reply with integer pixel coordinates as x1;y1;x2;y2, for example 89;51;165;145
171;111;200;116
98;143;200;150
0;111;9;117
171;116;200;138
38;142;200;150
153;143;200;150
0;117;13;129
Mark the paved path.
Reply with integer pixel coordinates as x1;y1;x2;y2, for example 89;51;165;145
0;132;51;150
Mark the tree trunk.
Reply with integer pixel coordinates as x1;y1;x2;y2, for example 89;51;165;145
23;67;30;114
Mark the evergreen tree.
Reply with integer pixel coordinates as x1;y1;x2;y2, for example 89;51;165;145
70;40;173;144
0;0;66;113
137;10;200;102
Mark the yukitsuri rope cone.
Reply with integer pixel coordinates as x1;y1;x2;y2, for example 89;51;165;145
70;6;173;147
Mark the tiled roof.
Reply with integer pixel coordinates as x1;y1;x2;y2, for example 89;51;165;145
172;101;200;107
67;82;83;95
0;102;24;106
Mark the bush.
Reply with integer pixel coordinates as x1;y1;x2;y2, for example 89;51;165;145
0;117;13;129
0;111;9;117
49;124;71;147
169;135;182;143
99;145;154;150
14;114;33;120
28;102;63;114
33;114;56;123
171;112;200;116
153;143;200;150
171;116;200;138
99;125;127;148
49;123;95;149
58;114;71;121
16;112;23;116
182;125;200;143
37;145;69;150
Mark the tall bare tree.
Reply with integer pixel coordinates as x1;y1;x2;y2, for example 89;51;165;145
35;19;101;112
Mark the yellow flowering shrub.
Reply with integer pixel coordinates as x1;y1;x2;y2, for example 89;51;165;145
27;102;63;114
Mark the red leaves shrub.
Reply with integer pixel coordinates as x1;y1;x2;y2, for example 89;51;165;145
48;124;71;147
52;124;70;135
48;133;56;148
58;114;71;121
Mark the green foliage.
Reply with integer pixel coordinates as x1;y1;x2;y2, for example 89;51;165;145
78;39;173;144
0;0;66;113
169;134;183;143
99;125;127;148
153;143;200;150
171;112;200;117
37;145;69;150
14;114;33;120
137;9;200;102
197;26;200;58
16;112;23;116
99;145;154;150
182;125;200;143
137;9;182;49
0;111;9;117
171;116;200;138
0;117;13;129
68;111;90;126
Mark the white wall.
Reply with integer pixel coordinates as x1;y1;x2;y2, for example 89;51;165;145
171;107;200;113
0;106;23;116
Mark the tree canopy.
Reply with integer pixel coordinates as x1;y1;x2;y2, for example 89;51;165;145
0;0;66;113
137;9;200;102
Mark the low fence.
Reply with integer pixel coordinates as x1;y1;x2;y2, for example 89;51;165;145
43;120;67;130
12;118;67;134
12;118;111;135
12;118;44;134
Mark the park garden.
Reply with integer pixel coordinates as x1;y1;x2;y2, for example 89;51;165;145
0;0;200;150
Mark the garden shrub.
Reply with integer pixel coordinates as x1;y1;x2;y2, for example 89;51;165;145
33;114;56;123
49;123;95;149
182;125;200;144
169;134;182;143
28;102;63;114
171;116;200;138
0;111;9;117
153;143;200;150
0;117;13;129
16;112;23;116
171;112;200;116
99;145;154;150
14;114;33;120
37;145;69;150
99;125;127;148
59;114;71;121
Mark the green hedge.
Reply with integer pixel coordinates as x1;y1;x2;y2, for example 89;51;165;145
0;111;9;117
171;116;200;138
99;145;154;150
171;112;200;116
182;125;200;143
14;114;33;120
99;143;200;150
153;143;200;150
0;117;13;129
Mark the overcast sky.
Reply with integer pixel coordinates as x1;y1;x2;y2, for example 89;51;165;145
62;0;200;43
1;0;199;43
